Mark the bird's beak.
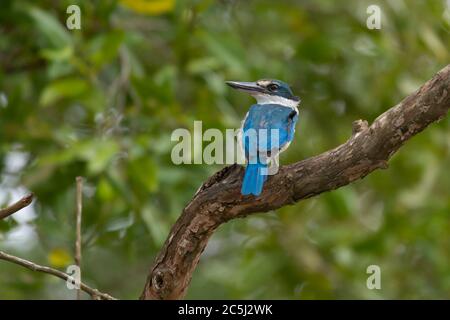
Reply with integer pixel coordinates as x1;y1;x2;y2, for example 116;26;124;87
225;81;264;94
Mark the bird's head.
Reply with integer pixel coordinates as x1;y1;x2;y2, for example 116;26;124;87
226;79;300;107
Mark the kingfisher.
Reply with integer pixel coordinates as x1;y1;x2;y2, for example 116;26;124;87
226;79;300;196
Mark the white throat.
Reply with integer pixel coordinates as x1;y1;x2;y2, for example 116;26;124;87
252;93;299;111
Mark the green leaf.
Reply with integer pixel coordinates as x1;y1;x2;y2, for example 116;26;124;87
128;157;158;192
27;7;72;49
79;140;120;175
97;177;116;201
41;46;73;62
105;215;134;232
87;32;125;68
199;32;247;75
141;205;169;246
39;77;89;106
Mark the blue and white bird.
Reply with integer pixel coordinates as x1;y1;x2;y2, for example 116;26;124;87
226;79;300;196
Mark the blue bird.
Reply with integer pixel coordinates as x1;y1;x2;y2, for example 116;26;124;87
226;79;300;196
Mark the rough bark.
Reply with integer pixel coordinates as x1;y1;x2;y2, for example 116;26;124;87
141;65;450;300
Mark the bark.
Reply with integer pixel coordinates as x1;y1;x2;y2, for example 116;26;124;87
0;193;34;220
141;65;450;300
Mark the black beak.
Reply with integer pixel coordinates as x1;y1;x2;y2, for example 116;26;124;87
225;81;264;94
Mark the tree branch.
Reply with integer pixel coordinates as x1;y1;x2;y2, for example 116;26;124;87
0;250;117;300
0;187;116;300
0;193;34;220
140;64;450;300
75;176;83;300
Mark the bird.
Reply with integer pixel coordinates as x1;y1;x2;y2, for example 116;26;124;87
226;79;300;196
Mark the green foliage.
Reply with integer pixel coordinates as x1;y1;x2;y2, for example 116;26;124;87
0;0;449;299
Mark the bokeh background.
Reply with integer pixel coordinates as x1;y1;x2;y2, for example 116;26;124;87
0;0;449;299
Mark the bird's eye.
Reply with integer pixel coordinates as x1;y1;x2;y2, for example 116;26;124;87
267;84;279;91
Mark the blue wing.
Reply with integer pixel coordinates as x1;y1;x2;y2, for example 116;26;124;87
240;103;298;196
242;104;298;161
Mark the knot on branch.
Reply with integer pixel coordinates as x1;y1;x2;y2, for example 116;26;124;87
352;119;369;136
148;268;175;299
376;160;389;170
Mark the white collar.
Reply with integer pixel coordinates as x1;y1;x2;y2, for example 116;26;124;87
252;93;300;112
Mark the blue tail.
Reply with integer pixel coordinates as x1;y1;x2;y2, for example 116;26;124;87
241;163;268;196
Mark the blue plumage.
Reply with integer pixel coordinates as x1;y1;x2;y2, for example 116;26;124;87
241;104;298;195
226;79;300;196
241;163;267;196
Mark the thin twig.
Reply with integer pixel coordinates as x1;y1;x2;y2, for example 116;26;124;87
0;250;117;300
0;193;34;220
75;177;83;300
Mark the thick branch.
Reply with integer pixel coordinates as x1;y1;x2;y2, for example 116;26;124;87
0;193;34;220
141;65;450;300
0;250;117;300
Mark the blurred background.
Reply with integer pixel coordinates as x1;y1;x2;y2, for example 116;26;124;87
0;0;449;299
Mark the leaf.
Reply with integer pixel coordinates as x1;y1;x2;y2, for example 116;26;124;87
419;26;448;60
87;32;125;68
79;140;120;175
41;46;73;62
141;205;169;246
199;32;247;75
128;157;158;192
38;139;119;175
105;215;134;232
39;78;89;106
120;0;175;15
0;218;18;233
97;177;116;201
27;7;72;49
